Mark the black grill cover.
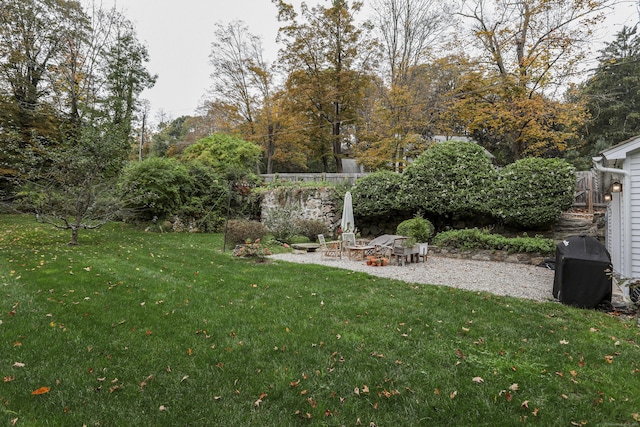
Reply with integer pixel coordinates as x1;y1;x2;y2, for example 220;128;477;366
553;235;612;308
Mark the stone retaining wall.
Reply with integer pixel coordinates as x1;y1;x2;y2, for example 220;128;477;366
429;246;548;266
261;188;338;232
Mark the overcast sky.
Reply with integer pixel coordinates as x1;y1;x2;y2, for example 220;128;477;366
115;0;639;127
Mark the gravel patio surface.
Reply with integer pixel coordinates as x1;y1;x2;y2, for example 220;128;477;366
269;251;557;302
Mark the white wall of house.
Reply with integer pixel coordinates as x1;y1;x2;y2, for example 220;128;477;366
629;153;640;277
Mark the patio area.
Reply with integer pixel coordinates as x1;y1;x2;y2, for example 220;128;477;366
270;250;556;302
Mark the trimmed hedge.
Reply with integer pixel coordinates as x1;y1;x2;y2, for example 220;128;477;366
350;142;576;229
491;157;575;228
432;228;555;255
400;141;497;219
351;170;406;217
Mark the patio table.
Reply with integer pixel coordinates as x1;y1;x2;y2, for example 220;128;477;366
347;245;376;260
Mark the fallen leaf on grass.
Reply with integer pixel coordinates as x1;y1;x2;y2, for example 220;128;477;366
450;390;457;399
472;377;484;383
559;339;569;345
4;376;15;382
31;387;50;395
159;405;167;412
521;400;529;409
509;383;519;391
13;362;25;368
604;355;614;364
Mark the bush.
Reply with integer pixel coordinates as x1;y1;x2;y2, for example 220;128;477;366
118;157;190;222
396;216;434;243
295;219;329;242
432;228;555;255
491;158;575;228
400;141;497;219
181;133;262;176
225;219;267;247
351;170;406;218
177;163;228;232
262;207;300;243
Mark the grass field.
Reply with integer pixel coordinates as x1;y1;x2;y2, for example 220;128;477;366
1;215;639;426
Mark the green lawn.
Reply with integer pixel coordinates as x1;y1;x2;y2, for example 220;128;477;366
1;215;638;426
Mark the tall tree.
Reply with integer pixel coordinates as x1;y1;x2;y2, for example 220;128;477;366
580;26;640;154
356;0;454;171
206;20;279;173
449;0;612;163
0;0;88;197
274;0;374;172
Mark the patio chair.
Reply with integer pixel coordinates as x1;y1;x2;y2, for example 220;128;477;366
318;234;341;258
341;232;357;253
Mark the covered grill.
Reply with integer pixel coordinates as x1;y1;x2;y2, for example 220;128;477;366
552;235;612;308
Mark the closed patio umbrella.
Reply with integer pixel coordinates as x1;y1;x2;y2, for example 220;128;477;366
341;191;355;233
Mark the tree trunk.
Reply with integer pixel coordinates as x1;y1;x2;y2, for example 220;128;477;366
333;116;343;173
266;124;275;174
69;227;79;246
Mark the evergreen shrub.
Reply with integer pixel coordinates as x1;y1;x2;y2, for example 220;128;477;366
400;141;497;219
351;170;406;218
118;157;190;222
396;216;434;243
432;228;555;254
491;158;575;228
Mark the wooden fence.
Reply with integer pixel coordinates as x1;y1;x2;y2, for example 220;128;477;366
261;173;368;185
574;170;606;211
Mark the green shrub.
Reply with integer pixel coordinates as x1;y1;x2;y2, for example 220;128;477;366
177;163;228;231
351;170;406;218
118;157;190;222
432;228;555;254
396;216;434;243
262;207;300;243
491;158;575;228
295;219;329;242
225;219;267;247
181;133;262;176
400;141;497;219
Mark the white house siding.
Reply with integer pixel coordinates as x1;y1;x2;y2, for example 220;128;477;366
630;154;640;278
606;201;622;274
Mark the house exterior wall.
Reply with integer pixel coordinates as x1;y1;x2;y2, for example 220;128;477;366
606;198;622;274
630;153;640;278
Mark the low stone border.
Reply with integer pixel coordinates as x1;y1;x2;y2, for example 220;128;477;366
429;246;548;266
